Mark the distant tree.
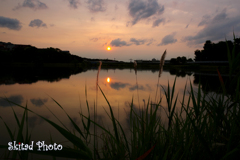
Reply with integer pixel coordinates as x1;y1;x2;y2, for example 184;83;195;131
170;58;177;64
235;38;240;46
176;57;182;63
187;58;193;62
194;39;238;61
152;58;156;62
181;56;187;63
212;41;229;61
23;46;38;62
194;49;202;61
203;40;213;51
234;38;240;55
170;57;188;64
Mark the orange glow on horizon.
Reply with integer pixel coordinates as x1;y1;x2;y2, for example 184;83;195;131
107;46;111;51
107;77;111;83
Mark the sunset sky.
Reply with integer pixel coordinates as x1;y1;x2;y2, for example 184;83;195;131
0;0;240;61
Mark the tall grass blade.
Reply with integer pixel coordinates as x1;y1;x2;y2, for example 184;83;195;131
221;147;240;160
44;96;70;132
95;61;102;155
96;61;102;91
133;60;140;112
184;82;213;158
50;97;85;138
80;114;118;143
3;99;93;159
0;117;14;141
98;85;120;144
116;120;130;157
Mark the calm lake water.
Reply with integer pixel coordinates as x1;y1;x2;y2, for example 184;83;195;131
0;68;221;158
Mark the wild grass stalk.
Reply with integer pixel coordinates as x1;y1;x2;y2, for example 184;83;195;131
94;61;102;158
155;50;167;103
134;60;141;113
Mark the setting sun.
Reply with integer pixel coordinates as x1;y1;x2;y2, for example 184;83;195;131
107;77;111;83
107;46;111;51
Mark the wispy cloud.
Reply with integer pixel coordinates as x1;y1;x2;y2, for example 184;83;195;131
0;16;22;30
130;38;147;45
110;38;155;47
183;9;240;46
158;32;177;46
128;0;164;26
212;9;228;23
13;0;48;11
110;38;131;47
0;95;23;107
110;82;130;90
198;15;211;27
152;18;165;27
115;4;118;11
90;37;109;42
90;38;98;42
29;19;47;28
30;98;48;107
68;0;81;9
86;0;106;12
129;84;146;91
146;38;154;46
91;17;95;21
110;83;151;92
185;18;192;29
28;116;46;128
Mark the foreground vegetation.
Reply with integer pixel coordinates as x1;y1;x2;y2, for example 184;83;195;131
1;76;240;160
1;36;240;159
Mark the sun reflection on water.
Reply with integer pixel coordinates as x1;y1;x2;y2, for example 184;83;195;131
107;77;111;83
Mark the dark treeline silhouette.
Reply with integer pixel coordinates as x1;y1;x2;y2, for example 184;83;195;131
0;67;86;85
170;56;193;64
0;42;125;65
169;68;192;77
0;42;83;63
194;38;240;61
